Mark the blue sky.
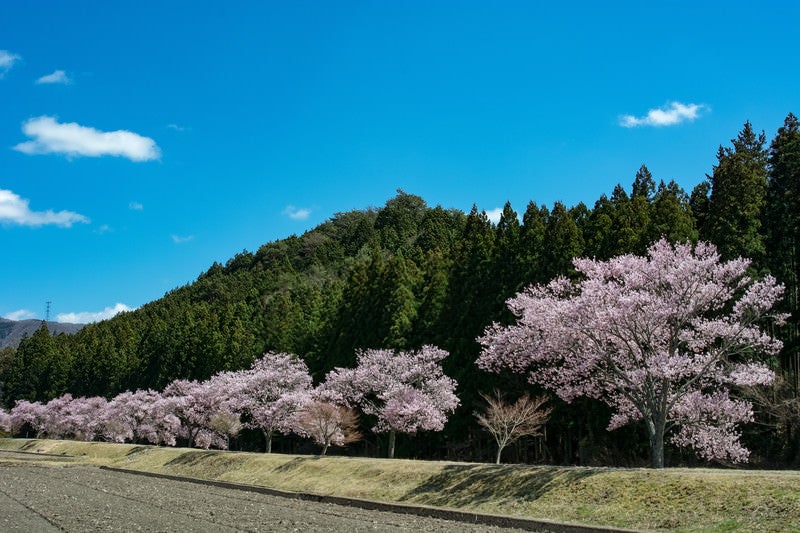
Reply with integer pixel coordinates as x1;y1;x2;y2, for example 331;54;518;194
2;1;798;323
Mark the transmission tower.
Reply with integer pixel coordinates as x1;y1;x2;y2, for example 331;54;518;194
45;301;52;322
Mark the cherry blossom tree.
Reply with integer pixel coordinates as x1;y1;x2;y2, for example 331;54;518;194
161;378;233;448
40;394;75;438
103;389;180;445
58;395;108;441
9;399;49;437
323;345;459;458
226;352;313;452
476;391;552;464
0;407;12;434
478;239;785;468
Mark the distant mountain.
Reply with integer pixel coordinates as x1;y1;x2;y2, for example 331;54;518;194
0;318;84;349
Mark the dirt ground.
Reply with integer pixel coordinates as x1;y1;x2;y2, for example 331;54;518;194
0;463;535;532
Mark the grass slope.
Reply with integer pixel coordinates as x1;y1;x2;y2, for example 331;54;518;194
1;438;798;532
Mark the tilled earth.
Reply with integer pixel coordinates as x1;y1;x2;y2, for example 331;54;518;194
0;463;534;532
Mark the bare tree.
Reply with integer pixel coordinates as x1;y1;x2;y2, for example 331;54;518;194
476;390;551;464
296;401;362;456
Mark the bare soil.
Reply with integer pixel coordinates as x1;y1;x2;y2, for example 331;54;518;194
0;463;534;532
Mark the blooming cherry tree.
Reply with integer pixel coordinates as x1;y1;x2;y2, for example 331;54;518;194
323;345;459;458
58;395;108;441
0;407;12;434
103;389;180;445
161;378;234;448
227;352;313;453
9;399;48;438
478;239;785;468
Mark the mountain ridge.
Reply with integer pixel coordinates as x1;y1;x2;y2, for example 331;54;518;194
0;318;84;349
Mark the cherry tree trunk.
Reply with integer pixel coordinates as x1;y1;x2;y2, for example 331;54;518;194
263;430;273;453
648;418;666;469
388;431;396;459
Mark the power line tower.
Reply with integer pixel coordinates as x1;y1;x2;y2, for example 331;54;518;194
45;301;52;322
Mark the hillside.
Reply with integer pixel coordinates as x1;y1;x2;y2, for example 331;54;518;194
0;318;84;349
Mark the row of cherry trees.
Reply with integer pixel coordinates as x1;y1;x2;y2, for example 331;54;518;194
0;346;459;456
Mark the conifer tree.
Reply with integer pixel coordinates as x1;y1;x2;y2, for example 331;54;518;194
492;201;524;304
706;121;769;264
541;201;584;279
765;113;800;394
520;201;548;283
649;180;698;244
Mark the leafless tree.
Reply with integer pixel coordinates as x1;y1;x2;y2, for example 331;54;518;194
476;390;551;464
296;401;362;456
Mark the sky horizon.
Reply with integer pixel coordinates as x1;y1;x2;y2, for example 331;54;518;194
2;1;799;324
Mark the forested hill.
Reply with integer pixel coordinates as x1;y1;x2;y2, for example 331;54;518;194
3;115;800;465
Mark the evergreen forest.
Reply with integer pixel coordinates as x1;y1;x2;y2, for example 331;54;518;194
3;115;800;467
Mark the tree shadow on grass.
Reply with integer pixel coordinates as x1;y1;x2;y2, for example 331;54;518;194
165;451;221;466
125;446;150;456
163;450;242;477
271;456;324;473
400;464;597;508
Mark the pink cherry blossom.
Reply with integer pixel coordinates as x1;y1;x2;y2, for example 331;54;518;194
478;238;783;467
322;345;459;458
220;352;313;452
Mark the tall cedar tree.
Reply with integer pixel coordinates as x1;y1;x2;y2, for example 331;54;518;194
706;121;769;264
765;114;800;396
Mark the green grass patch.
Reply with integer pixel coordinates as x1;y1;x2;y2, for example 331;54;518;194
1;438;798;532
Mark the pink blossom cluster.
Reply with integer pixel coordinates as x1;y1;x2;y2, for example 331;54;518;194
322;345;460;436
478;238;783;465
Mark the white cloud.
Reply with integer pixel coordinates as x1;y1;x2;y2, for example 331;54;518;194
171;234;194;244
0;188;89;228
56;303;133;324
282;205;311;220
0;50;20;78
167;124;186;132
129;201;143;210
36;69;72;85
485;207;503;225
14;116;161;161
619;102;708;128
3;309;36;321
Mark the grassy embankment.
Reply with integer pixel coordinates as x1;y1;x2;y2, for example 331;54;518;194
0;438;798;532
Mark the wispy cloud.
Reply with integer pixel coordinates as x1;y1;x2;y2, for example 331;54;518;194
485;207;503;225
0;188;89;228
36;69;72;85
56;303;133;324
171;234;194;244
619;102;708;128
167;124;186;132
282;205;311;220
0;50;21;78
14;116;161;161
3;309;36;321
129;201;143;211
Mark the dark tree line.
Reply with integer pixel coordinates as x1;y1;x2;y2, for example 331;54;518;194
2;114;799;466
